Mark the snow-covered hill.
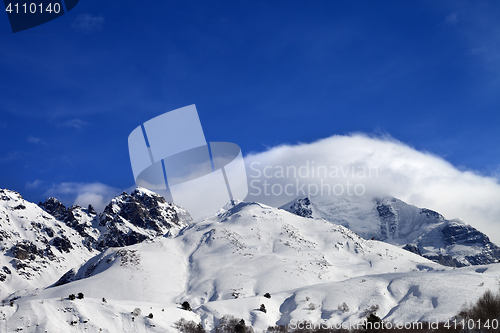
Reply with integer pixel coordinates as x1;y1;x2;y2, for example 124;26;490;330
3;200;499;332
282;196;500;267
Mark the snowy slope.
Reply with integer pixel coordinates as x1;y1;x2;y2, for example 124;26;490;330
0;189;97;301
282;196;500;267
175;201;438;306
3;200;499;332
196;264;500;330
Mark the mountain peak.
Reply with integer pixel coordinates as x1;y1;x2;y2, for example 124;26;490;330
282;195;500;267
0;188;24;202
282;197;313;218
38;197;67;220
96;189;193;249
131;186;162;198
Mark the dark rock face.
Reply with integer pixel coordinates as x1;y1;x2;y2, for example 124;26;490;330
0;230;10;242
39;199;97;241
403;243;422;256
94;227;148;249
285;197;313;219
52;236;73;253
423;253;463;267
88;205;97;215
54;268;77;287
420;208;442;220
442;222;490;247
39;198;67;221
12;241;43;260
95;189;191;250
37;188;192;253
376;200;397;240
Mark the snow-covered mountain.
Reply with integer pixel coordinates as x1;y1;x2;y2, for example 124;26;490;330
3;199;500;332
0;188;192;303
93;188;193;249
39;188;193;251
282;196;500;267
0;189;97;301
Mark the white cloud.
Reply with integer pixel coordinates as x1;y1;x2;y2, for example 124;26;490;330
26;179;42;189
40;135;500;243
243;134;500;244
27;136;46;145
44;182;126;213
445;13;458;25
60;119;90;129
72;13;104;33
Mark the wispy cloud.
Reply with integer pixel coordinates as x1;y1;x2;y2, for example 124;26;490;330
451;4;500;73
26;179;42;189
445;13;458;25
244;134;500;244
27;136;47;145
44;182;126;213
0;151;27;163
72;13;104;33
60;119;90;130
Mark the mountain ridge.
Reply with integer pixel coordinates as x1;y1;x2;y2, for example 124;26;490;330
281;195;500;267
3;198;500;332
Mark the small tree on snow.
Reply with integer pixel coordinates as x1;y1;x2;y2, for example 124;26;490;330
338;302;349;313
234;319;246;333
174;318;206;333
259;304;266;313
182;301;192;311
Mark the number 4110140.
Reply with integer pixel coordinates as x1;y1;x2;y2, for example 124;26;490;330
5;3;61;14
444;318;499;330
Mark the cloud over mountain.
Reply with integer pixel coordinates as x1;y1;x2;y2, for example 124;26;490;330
244;134;500;243
44;182;125;213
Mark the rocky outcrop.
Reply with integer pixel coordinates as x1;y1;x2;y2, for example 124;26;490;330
94;188;193;249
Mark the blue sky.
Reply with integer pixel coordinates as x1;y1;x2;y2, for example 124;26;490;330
1;0;500;209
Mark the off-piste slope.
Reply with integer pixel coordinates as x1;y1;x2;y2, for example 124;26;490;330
48;201;437;302
175;201;440;307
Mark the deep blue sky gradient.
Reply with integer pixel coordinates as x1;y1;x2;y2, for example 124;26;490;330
1;0;499;205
